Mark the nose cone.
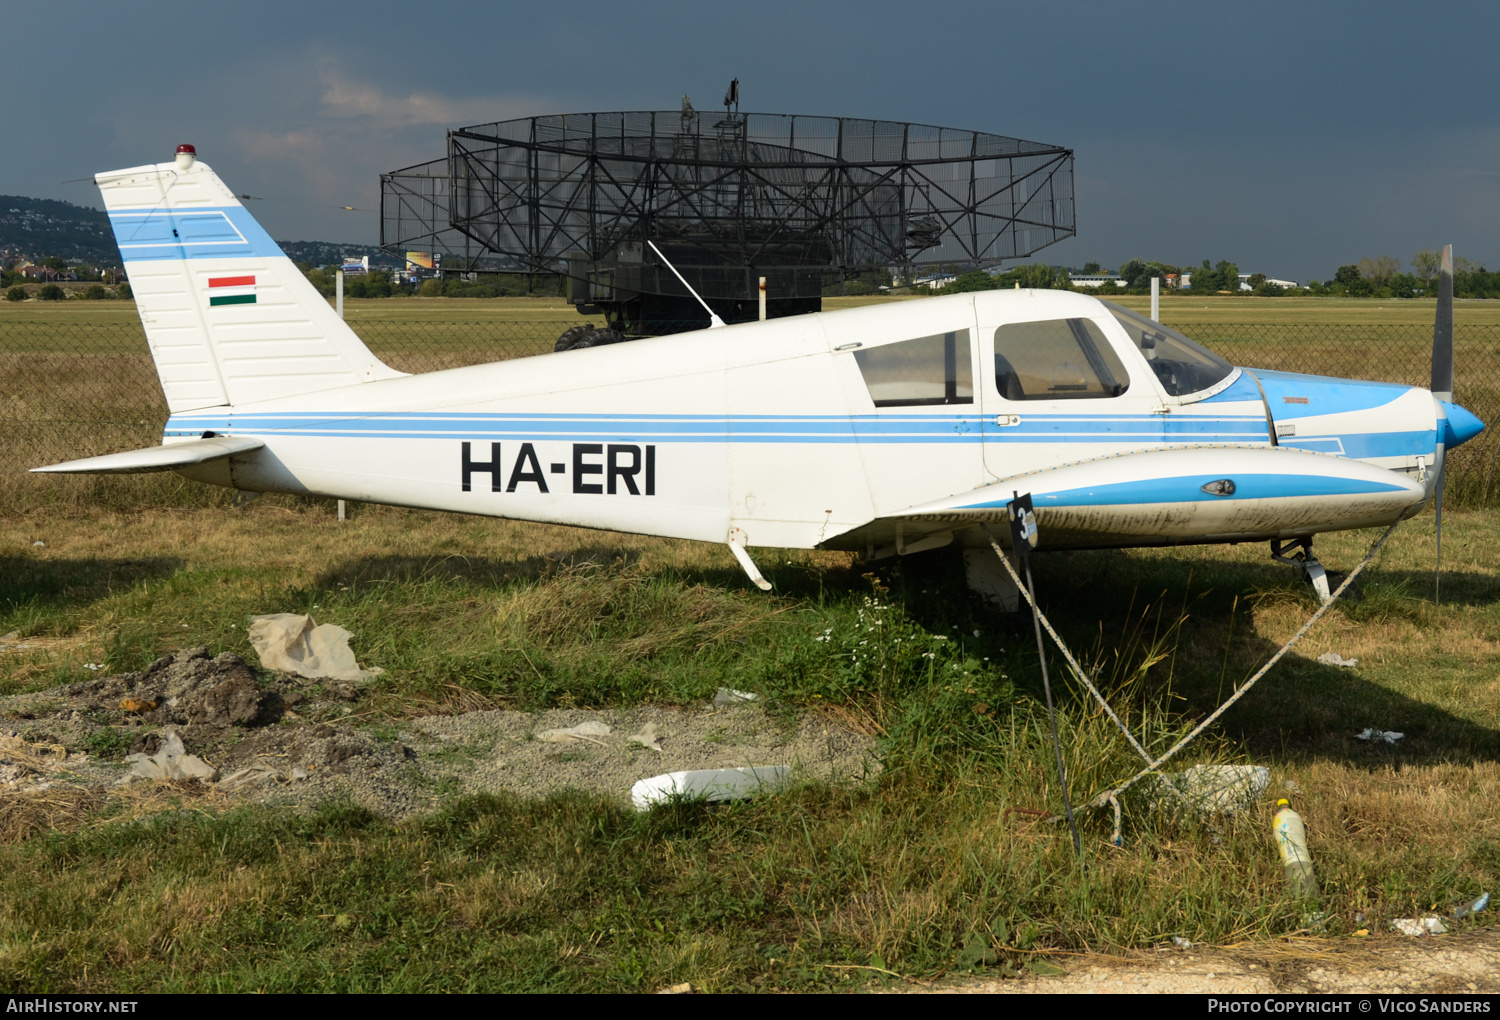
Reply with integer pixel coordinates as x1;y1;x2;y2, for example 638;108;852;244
1440;401;1485;450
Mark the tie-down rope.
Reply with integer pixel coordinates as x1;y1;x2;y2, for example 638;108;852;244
983;520;1400;845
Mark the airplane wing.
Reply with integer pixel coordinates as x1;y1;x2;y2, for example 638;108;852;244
31;436;265;475
829;445;1427;555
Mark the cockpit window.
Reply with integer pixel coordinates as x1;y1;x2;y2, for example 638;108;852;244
992;318;1130;401
854;329;973;407
1103;301;1234;397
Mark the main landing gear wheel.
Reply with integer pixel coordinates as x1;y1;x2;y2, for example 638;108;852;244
554;324;627;352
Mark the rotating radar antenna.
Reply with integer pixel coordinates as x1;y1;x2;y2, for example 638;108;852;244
381;90;1074;335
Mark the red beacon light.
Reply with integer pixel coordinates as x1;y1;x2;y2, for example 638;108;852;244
174;143;197;170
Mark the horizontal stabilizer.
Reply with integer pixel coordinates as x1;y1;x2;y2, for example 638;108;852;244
31;436;264;475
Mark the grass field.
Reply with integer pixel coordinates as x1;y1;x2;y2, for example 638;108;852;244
0;502;1496;991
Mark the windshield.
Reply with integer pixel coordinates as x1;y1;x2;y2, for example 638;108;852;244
1102;301;1235;397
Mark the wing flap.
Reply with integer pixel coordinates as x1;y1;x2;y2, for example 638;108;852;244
31;436;264;475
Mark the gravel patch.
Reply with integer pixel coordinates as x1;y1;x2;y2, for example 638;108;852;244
892;930;1500;995
0;651;880;818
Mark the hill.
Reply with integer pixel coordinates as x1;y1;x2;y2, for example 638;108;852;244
1;194;394;269
0;195;115;264
277;240;401;269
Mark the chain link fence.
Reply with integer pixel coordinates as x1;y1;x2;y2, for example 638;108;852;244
2;318;1496;510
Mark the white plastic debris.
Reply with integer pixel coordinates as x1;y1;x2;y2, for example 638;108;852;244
537;721;611;746
1170;937;1194;949
248;614;384;681
1316;652;1358;668
1356;728;1404;744
31;541;44;548
1391;916;1447;937
124;731;218;782
1160;764;1270;816
629;722;664;753
631;766;789;811
83;663;103;671
712;687;758;706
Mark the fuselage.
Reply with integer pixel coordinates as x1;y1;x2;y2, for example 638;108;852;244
163;288;1478;552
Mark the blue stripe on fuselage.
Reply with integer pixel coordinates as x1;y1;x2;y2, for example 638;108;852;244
959;472;1408;510
164;410;1268;444
163;409;1429;459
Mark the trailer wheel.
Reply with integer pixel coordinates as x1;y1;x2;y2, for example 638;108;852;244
554;324;597;352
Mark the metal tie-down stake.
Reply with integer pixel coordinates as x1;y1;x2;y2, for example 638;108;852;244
1007;491;1082;860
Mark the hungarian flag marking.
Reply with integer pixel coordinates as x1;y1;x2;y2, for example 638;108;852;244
209;274;256;306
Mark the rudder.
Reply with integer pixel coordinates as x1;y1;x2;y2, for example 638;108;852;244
96;146;403;414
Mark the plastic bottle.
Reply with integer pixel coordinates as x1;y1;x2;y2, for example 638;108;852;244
1272;798;1318;898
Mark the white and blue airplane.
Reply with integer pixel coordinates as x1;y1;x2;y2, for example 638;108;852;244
37;146;1486;608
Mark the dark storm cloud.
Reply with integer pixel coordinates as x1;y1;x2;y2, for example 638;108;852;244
4;0;1494;280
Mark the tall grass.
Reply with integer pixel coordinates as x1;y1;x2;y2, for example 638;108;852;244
0;507;1496;990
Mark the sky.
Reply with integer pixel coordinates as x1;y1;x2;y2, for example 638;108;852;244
5;1;1497;283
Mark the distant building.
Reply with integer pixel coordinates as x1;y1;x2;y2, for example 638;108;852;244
913;273;956;290
1180;273;1300;291
1070;274;1126;289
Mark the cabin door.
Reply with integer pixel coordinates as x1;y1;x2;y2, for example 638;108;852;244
978;311;1165;484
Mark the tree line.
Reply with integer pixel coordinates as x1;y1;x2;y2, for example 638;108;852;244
298;263;566;299
931;249;1499;299
1314;251;1500;298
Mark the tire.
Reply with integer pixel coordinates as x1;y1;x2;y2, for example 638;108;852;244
585;328;626;347
562;327;629;350
554;324;598;352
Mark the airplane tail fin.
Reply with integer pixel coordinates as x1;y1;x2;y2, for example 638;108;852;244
96;146;403;415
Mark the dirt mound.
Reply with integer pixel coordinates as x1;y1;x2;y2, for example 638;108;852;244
50;646;289;729
0;658;879;821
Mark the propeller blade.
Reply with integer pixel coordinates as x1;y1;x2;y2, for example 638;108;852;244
1431;243;1453;603
1435;461;1444;605
1432;244;1454;401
